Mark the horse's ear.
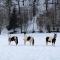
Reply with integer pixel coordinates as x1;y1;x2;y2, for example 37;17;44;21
8;34;11;38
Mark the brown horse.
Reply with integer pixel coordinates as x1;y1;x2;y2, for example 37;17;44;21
8;36;18;45
46;34;57;46
24;35;34;46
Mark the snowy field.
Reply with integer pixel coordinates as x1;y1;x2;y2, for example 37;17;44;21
0;33;60;60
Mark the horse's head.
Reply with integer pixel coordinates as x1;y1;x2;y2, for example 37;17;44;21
54;34;57;38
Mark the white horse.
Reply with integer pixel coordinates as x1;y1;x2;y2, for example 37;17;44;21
24;34;34;46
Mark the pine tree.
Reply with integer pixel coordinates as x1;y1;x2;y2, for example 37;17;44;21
7;6;18;32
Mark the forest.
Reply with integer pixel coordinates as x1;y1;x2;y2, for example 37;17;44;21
0;0;60;34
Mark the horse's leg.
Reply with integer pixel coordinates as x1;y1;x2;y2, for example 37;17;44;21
16;40;18;45
30;40;31;46
52;42;53;46
52;40;55;46
24;40;26;45
16;37;18;45
53;42;55;46
52;39;55;46
46;41;48;45
46;39;48;45
9;41;11;45
16;43;18;45
52;42;55;46
46;40;48;46
8;38;11;45
32;39;34;46
15;40;18;45
53;39;56;46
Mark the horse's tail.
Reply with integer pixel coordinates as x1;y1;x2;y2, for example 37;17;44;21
8;38;11;42
32;38;34;46
15;37;18;45
8;37;11;45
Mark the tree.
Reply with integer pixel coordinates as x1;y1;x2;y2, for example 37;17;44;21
0;0;9;34
33;0;36;16
17;8;29;33
5;0;12;16
16;0;20;14
7;6;18;32
36;14;46;32
46;24;50;33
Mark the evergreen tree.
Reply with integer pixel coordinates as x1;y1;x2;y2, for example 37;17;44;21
7;6;18;32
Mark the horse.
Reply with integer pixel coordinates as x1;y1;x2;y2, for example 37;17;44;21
8;36;18;45
24;35;34;46
46;34;57;46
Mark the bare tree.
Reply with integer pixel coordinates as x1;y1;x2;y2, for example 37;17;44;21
0;1;9;34
5;0;12;16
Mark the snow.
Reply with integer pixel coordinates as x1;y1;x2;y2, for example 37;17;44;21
0;33;60;60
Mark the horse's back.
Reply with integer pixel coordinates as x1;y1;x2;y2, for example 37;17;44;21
27;36;31;41
49;37;53;41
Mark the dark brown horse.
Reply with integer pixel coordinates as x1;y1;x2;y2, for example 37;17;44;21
46;34;57;46
8;36;18;45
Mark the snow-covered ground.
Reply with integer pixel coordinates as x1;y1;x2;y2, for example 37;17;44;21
0;33;60;60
